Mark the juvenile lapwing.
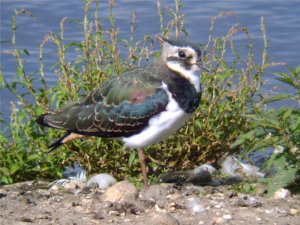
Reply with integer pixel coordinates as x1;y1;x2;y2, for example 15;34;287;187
36;36;204;189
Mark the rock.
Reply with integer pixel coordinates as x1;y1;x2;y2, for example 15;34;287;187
49;184;60;194
101;180;138;203
145;213;179;225
186;169;212;185
108;210;120;216
233;196;262;207
20;216;34;223
58;216;75;225
223;214;233;220
159;171;189;184
63;182;77;191
212;216;225;224
93;212;105;220
87;173;117;189
158;168;212;185
273;188;291;199
140;184;168;201
289;208;298;216
181;184;206;196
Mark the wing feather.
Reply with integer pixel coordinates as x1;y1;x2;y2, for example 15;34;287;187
40;67;169;138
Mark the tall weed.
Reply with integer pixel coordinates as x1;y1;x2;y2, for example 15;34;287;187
1;0;298;191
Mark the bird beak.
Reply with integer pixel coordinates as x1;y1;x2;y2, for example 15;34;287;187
156;35;170;44
156;35;164;43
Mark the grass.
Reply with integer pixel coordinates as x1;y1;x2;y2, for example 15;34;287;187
0;0;299;193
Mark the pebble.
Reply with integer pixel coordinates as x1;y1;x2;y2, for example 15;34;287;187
49;184;60;194
101;180;138;203
223;214;233;220
140;184;168;201
289;208;298;216
63;182;77;191
108;210;120;216
212;216;225;224
58;216;74;225
144;213;179;225
233;195;262;207
20;216;34;223
273;188;291;199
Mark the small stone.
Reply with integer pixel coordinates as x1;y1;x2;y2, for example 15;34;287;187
167;192;181;200
58;216;74;225
187;169;212;185
140;184;168;201
233;196;262;207
101;181;138;203
212;216;224;224
108;210;120;216
49;184;60;193
20;216;34;223
223;214;232;220
155;204;167;213
145;213;179;225
76;182;87;190
214;204;222;209
289;208;298;216
64;182;77;191
273;188;291;199
93;212;105;220
0;191;7;198
169;207;176;211
277;209;288;217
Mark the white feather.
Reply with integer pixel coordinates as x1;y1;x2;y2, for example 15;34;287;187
167;61;201;93
220;155;265;179
193;164;217;175
187;197;205;214
87;173;116;189
122;82;191;148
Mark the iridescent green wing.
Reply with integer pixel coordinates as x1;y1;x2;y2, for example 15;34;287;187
43;67;169;137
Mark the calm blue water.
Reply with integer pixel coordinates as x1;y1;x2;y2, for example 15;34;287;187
1;0;300;125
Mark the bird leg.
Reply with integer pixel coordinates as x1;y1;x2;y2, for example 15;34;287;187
138;148;149;189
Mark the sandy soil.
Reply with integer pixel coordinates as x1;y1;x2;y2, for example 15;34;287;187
0;180;299;225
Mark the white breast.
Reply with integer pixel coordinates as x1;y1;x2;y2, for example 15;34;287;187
122;83;191;149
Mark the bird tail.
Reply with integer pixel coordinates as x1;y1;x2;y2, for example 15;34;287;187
36;114;71;153
47;132;72;153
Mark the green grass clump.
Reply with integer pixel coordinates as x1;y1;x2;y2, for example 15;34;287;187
0;0;299;193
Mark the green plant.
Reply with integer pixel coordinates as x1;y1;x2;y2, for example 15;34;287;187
232;66;300;194
1;0;297;189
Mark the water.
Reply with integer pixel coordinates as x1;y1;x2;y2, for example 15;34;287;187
1;0;300;124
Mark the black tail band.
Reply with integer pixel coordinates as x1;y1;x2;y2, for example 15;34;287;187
48;132;71;153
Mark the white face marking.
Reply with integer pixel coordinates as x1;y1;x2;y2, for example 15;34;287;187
122;83;191;149
167;61;201;93
161;43;201;93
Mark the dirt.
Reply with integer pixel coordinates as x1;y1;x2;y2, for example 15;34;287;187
0;180;299;225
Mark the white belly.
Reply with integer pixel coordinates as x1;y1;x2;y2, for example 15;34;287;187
122;83;191;149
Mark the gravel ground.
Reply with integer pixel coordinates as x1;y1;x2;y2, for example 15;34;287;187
0;180;299;225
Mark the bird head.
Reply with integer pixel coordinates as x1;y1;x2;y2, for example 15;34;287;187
157;35;203;73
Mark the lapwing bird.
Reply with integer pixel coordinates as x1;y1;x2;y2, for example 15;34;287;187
36;36;204;189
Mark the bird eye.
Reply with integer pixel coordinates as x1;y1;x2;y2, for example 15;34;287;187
178;50;186;58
